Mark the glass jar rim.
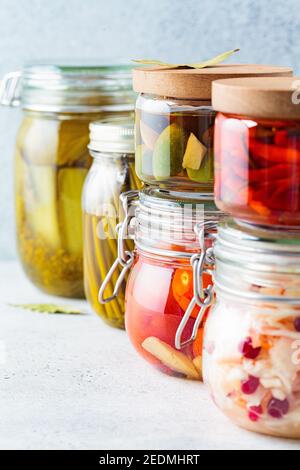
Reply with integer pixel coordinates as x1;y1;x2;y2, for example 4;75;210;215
213;218;300;302
135;188;223;258
136;93;213;114
217;219;300;258
0;61;135;112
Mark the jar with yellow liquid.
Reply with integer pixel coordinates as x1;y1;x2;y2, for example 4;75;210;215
0;62;134;297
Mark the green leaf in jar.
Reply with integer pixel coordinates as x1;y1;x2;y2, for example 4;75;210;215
9;303;84;315
132;49;240;69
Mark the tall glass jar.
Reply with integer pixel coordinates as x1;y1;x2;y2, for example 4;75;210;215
213;76;300;228
82;118;141;329
0;63;134;297
202;219;300;438
132;65;292;193
100;188;224;379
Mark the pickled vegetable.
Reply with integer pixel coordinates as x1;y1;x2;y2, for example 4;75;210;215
83;160;141;329
152;123;188;179
215;113;300;227
125;256;213;379
15;113;96;297
135;104;215;190
204;286;300;437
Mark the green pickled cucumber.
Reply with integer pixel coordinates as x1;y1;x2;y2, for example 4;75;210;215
19;117;58;166
25;165;61;250
186;150;214;183
17;117;91;167
152;123;188;180
58;168;88;255
57;120;90;167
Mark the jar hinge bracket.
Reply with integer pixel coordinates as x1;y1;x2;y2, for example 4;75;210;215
98;190;139;304
175;221;217;350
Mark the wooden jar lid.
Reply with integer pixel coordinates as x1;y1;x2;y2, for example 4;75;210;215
213;76;300;119
132;64;292;100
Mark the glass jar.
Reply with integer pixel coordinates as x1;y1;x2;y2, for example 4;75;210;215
1;63;134;297
101;188;224;379
213;76;300;228
133;65;292;192
82;118;142;329
202;219;300;438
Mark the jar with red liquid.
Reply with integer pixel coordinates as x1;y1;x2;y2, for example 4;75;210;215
213;76;300;228
101;188;223;380
201;218;300;438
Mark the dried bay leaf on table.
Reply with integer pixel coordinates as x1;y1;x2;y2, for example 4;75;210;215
9;303;85;315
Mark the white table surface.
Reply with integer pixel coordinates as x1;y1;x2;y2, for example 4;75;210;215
0;260;299;451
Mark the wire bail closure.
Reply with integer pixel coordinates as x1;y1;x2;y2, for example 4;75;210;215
0;71;21;107
175;221;217;350
98;190;138;304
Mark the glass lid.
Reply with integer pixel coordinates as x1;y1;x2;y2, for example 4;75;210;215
0;61;134;112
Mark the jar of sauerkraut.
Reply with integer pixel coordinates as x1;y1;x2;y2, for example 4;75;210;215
132;65;292;193
201;219;300;438
0;63;134;297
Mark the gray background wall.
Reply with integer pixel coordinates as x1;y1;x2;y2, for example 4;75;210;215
0;0;298;259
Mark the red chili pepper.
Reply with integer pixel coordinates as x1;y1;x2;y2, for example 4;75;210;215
249;164;300;181
249;140;300;164
274;129;288;147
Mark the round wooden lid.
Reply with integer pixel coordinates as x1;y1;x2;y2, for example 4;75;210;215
132;64;293;100
213;76;300;119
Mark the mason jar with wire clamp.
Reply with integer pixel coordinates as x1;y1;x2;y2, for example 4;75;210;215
1;62;134;297
99;187;223;380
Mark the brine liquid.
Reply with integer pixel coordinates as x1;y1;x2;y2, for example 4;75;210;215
15;115;92;297
125;255;212;379
135;100;215;191
215;112;300;227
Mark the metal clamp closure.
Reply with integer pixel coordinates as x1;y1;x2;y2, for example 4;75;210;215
175;221;217;350
98;190;138;304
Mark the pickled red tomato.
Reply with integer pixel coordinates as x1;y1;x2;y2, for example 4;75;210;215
172;268;212;317
215;112;300;226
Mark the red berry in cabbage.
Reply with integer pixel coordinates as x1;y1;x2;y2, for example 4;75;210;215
239;337;261;359
248;405;263;422
267;398;289;419
294;317;300;332
241;376;260;395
